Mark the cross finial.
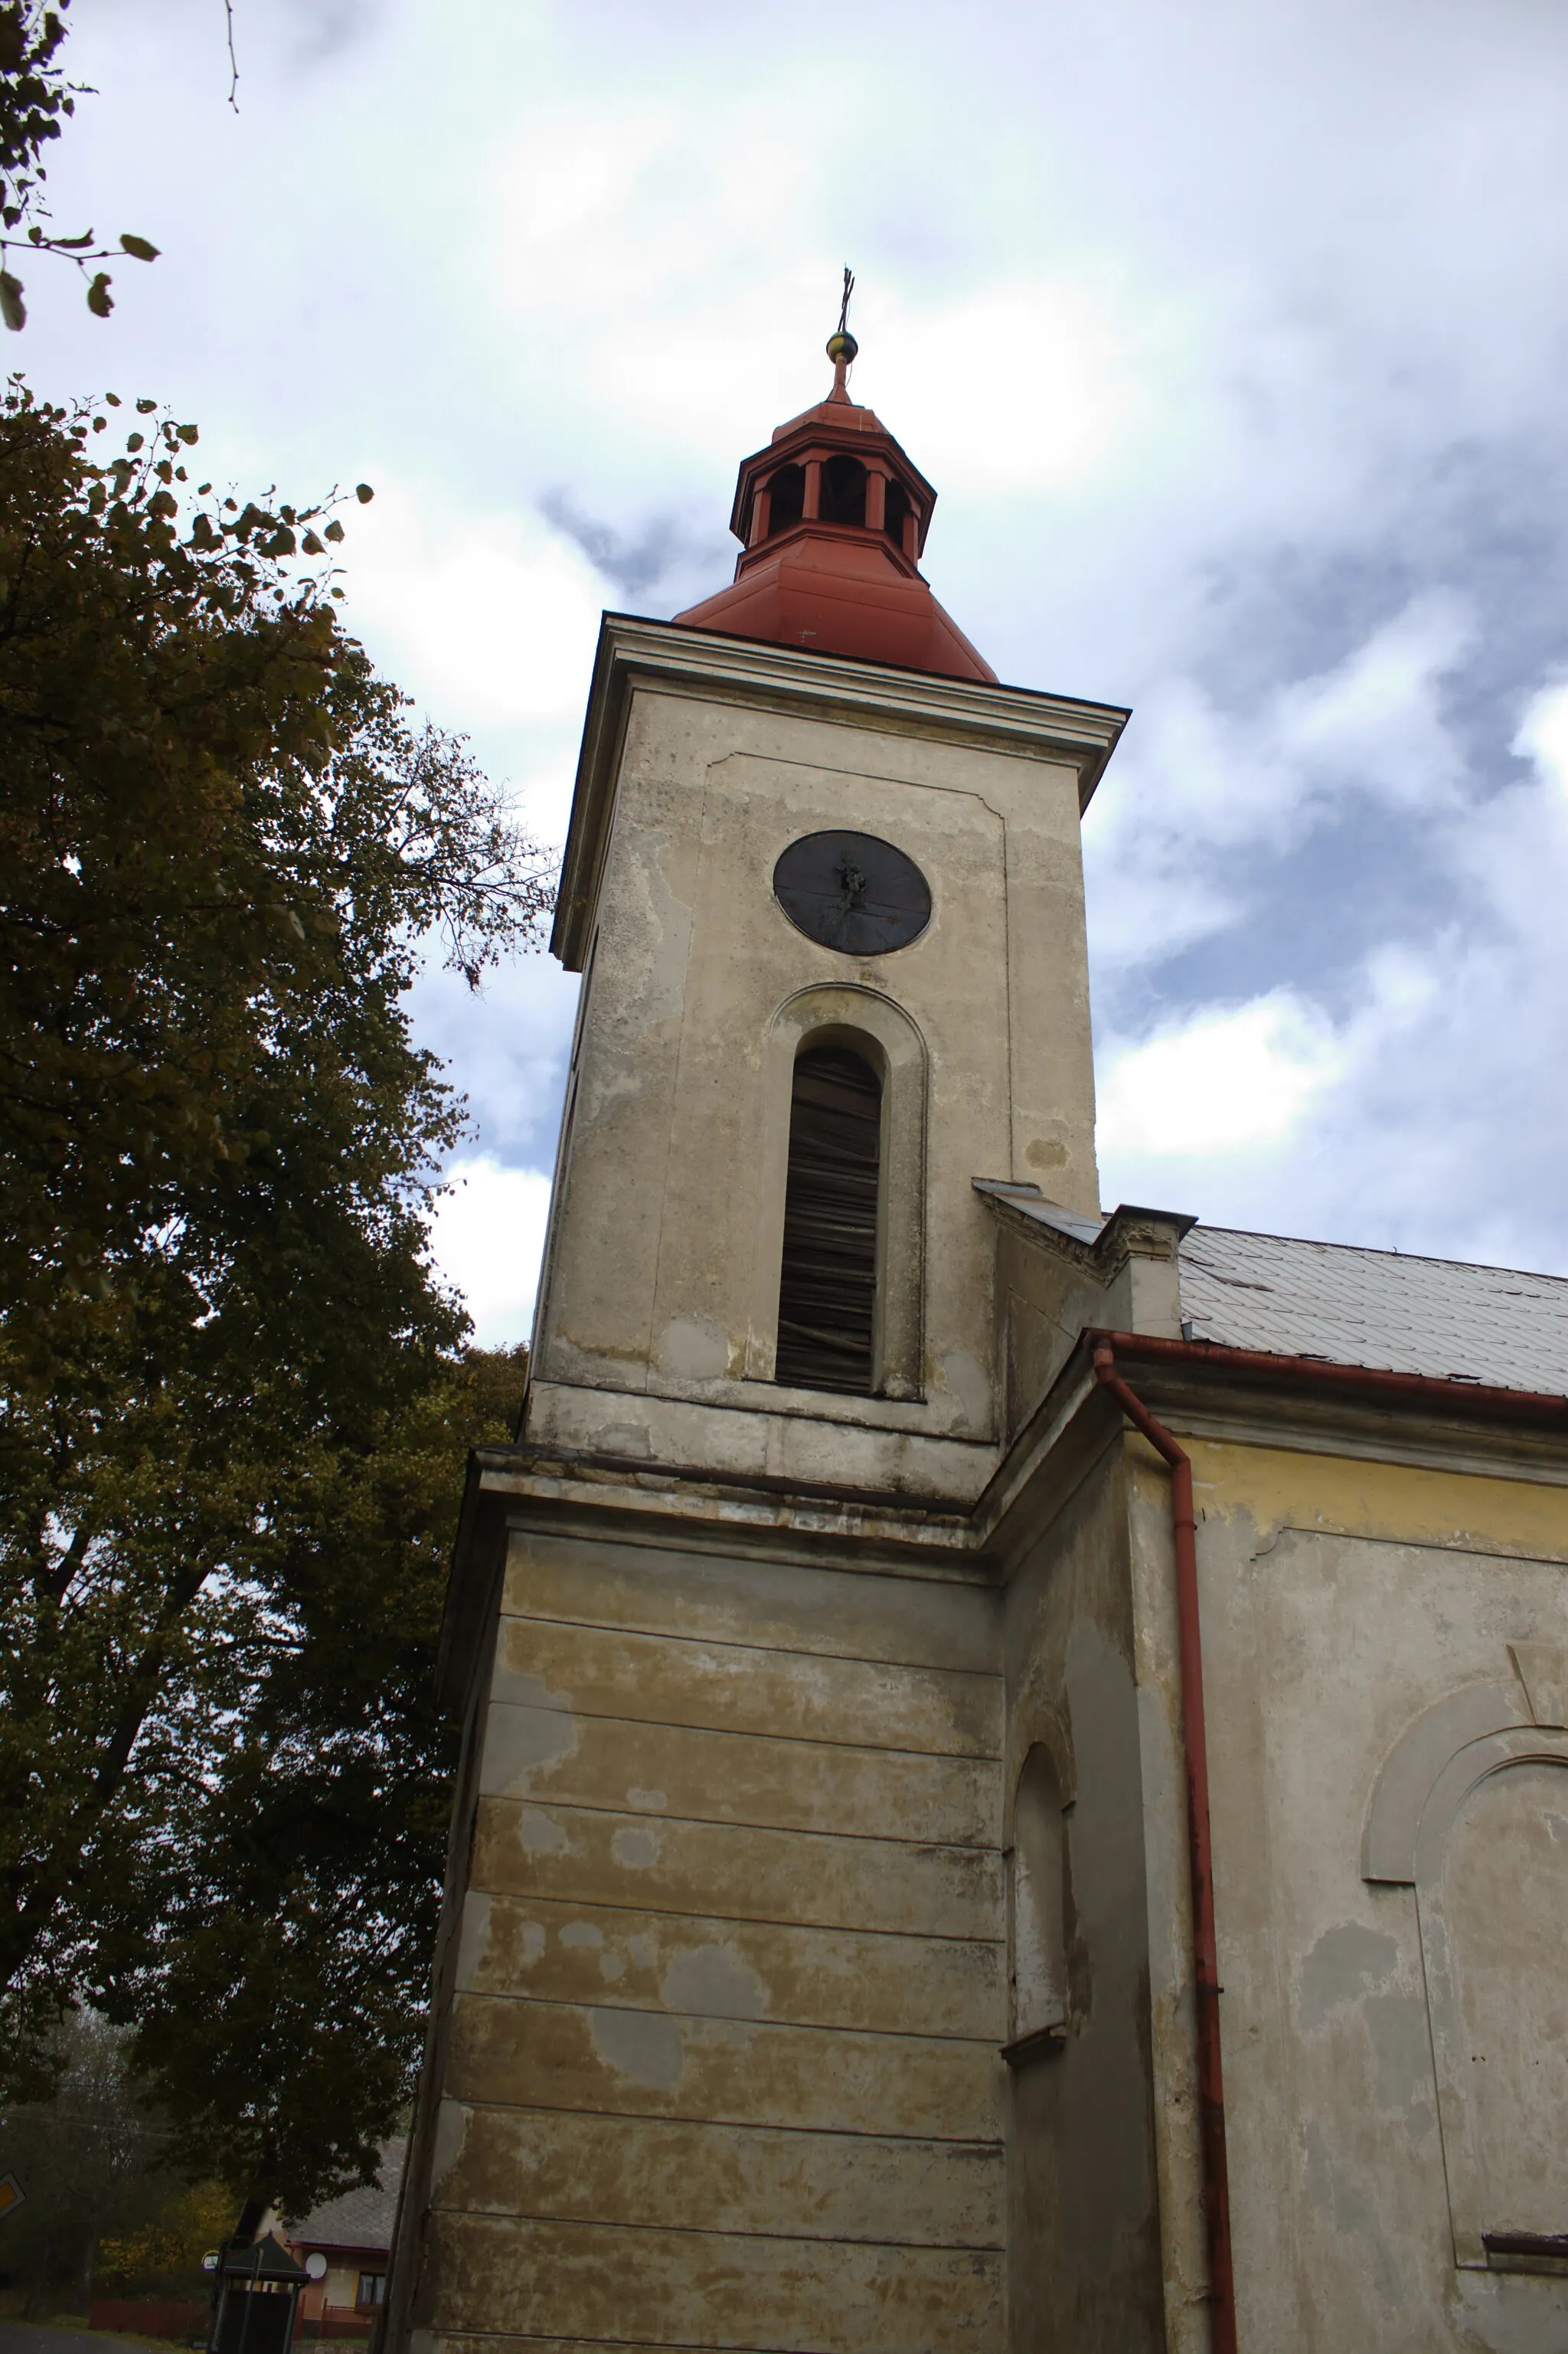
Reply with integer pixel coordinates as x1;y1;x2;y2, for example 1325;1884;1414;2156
825;263;858;400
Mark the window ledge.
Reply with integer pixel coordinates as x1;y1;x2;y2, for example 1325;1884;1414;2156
1001;2022;1067;2069
1483;2233;1568;2276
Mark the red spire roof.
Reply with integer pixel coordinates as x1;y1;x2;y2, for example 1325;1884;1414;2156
671;308;995;684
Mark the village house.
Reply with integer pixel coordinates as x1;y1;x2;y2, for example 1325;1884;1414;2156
289;2141;404;2339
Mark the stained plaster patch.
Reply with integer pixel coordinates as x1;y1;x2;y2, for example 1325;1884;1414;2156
479;1701;580;1796
427;2098;468;2199
453;1893;492;1992
937;1349;992;1433
493;1656;576;1713
656;1314;731;1381
1362;1991;1436;2139
588;2006;684;2091
662;1942;770;2021
1302;2121;1403;2311
1451;2266;1568;2351
1298;1921;1399;2032
518;1807;570;1855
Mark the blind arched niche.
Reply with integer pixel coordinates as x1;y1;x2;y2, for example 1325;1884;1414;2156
774;1043;883;1394
745;988;926;1402
1364;1649;1568;2269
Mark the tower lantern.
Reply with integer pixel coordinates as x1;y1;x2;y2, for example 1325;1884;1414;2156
674;296;996;680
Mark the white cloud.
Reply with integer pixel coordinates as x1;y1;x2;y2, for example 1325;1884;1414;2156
1274;592;1475;806
427;1158;553;1349
38;0;1568;1290
864;273;1162;499
1093;894;1568;1269
341;485;604;734
1097;991;1344;1163
1513;683;1568;799
408;952;580;1171
1085;595;1475;972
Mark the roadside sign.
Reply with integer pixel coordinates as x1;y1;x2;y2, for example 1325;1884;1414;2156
0;2174;24;2220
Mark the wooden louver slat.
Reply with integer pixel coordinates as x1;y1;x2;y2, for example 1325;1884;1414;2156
774;1045;882;1395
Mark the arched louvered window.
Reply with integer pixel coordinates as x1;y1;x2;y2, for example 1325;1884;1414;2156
774;1043;882;1394
819;454;867;527
767;463;805;536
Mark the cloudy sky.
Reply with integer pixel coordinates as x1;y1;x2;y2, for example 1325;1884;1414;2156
33;0;1568;1339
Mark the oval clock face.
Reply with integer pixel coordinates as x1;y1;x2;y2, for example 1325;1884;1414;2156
773;830;932;956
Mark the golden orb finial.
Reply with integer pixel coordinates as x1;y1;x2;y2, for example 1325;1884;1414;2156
827;266;858;395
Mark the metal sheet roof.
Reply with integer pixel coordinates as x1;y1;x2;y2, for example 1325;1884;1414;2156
1178;1227;1568;1394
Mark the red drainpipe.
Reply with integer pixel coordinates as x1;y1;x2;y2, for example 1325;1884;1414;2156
1091;1337;1237;2354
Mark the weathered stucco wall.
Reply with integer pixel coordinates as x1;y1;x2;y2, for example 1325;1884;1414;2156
392;572;1568;2354
534;665;1100;1449
993;1210;1187;1445
407;1523;1008;2354
1002;1433;1174;2352
383;1554;505;2354
1120;1443;1210;2354
1190;1437;1568;2352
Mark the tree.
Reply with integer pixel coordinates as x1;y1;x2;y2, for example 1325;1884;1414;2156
96;2176;235;2300
0;381;550;2207
0;2009;175;2316
0;2;161;331
94;1344;531;2216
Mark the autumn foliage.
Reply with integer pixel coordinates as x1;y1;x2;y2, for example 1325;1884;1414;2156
0;383;547;2206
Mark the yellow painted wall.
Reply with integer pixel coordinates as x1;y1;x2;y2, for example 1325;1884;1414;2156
1167;1429;1568;2351
1188;1434;1568;1562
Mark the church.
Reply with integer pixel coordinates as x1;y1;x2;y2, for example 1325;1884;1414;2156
382;311;1568;2354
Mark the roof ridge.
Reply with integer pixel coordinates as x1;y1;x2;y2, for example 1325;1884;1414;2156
1184;1224;1568;1290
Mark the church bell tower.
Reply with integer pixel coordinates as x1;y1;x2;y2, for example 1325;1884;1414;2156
387;302;1131;2354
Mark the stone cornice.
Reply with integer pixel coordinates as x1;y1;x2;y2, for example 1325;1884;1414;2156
437;1442;990;1701
439;1332;1568;1699
1091;1333;1568;1489
973;1182;1196;1285
550;613;1130;969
